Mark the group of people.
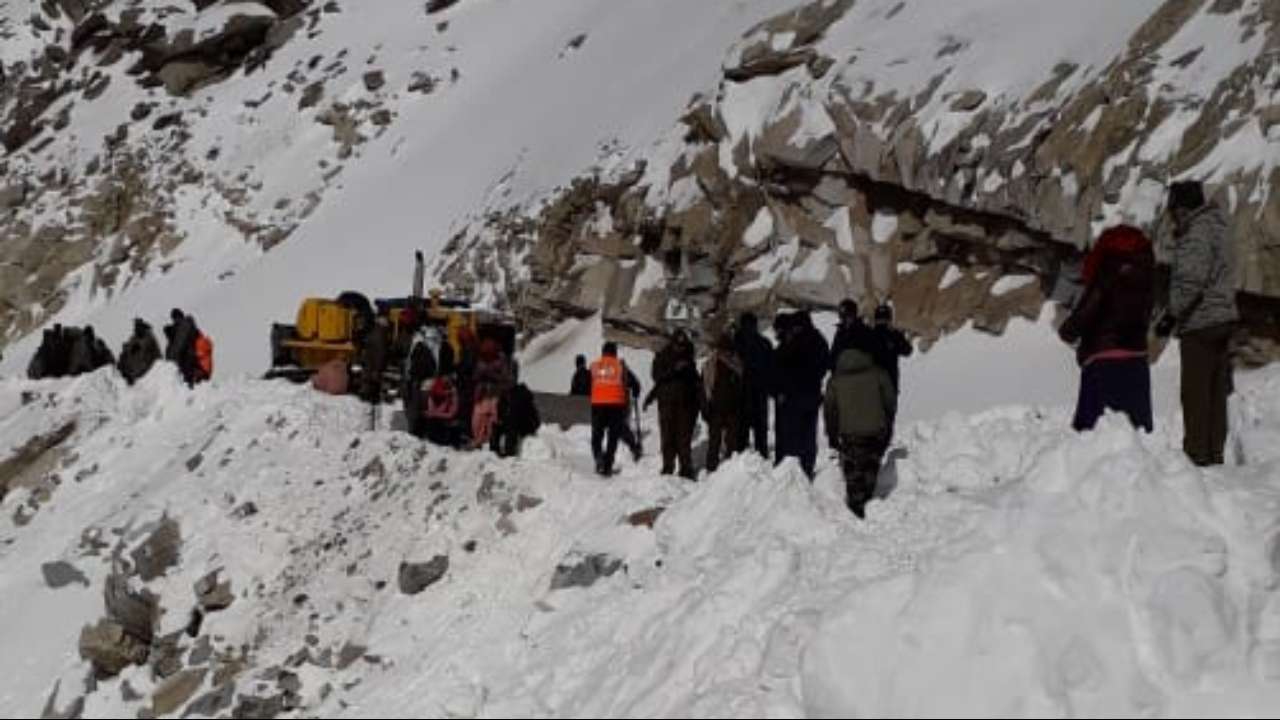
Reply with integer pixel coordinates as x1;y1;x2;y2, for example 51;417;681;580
27;309;212;388
580;302;913;518
574;180;1239;515
1058;179;1239;468
405;324;541;458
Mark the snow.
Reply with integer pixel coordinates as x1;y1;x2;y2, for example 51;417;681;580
990;274;1036;296
871;210;898;244
818;0;1164;152
1;336;1278;717
791;244;835;284
982;168;1006;194
823;208;855;253
744;207;775;249
628;255;666;307
939;264;965;290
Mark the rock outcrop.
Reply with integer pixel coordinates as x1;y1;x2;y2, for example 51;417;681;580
438;0;1280;356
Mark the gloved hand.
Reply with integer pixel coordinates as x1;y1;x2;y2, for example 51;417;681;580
1154;314;1176;338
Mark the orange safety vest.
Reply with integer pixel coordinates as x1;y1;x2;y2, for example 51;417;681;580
590;356;627;406
195;333;213;379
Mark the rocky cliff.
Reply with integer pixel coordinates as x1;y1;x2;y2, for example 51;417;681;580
438;0;1280;356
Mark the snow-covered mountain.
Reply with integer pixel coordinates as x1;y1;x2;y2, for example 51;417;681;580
5;2;1280;717
2;0;1280;378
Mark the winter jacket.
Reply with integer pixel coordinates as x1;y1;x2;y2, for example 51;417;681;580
407;327;440;384
734;327;774;399
777;322;830;400
1168;204;1239;335
165;315;199;382
702;349;744;422
502;383;542;437
66;330;96;376
870;326;913;391
28;329;59;380
823;348;896;442
829;319;877;372
118;324;162;384
648;341;702;419
1059;229;1155;365
570;367;592;396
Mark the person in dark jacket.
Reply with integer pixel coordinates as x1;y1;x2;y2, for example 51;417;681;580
870;304;913;393
88;326;115;371
645;329;701;479
829;300;877;371
774;310;830;479
67;326;98;376
27;328;60;380
1060;224;1156;433
734;312;774;457
824;346;896;518
495;382;541;458
570;355;592;396
165;309;200;386
118;318;162;385
702;332;745;473
1155;180;1239;466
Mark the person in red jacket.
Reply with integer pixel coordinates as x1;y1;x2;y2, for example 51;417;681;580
1058;224;1156;432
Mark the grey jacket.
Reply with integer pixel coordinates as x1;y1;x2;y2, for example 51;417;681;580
1169;204;1238;335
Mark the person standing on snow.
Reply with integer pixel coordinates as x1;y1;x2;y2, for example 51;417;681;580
590;342;639;476
734;312;774;458
829;300;877;371
1154;180;1239;467
1059;225;1156;433
570;354;592;396
870;304;913;394
118;318;162;385
702;331;744;473
825;345;896;519
870;303;913;443
774;310;830;479
165;309;201;386
645;329;701;479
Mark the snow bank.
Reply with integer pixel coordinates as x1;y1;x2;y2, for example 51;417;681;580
3;358;1279;717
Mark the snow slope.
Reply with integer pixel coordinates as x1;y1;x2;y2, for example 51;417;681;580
2;362;1279;717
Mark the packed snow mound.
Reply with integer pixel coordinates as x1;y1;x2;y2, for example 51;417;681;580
1;367;1280;717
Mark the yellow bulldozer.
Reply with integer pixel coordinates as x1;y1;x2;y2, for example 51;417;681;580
265;253;517;406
